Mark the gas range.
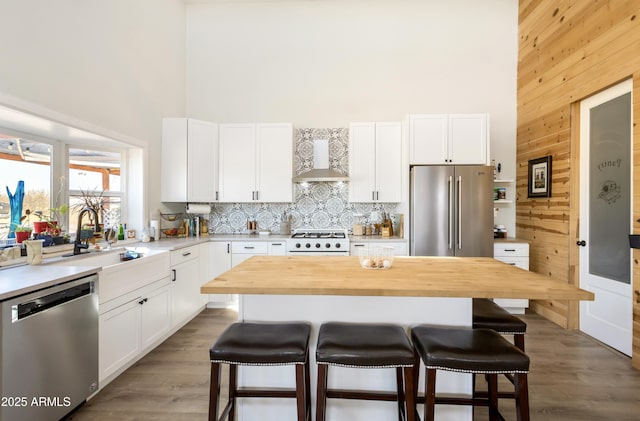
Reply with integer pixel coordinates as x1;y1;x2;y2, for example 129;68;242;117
287;229;350;255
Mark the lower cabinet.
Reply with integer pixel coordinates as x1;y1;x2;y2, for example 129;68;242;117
350;240;408;257
207;242;233;308
493;241;530;314
170;245;202;328
99;278;171;385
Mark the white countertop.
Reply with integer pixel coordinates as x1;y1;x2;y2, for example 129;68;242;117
0;264;102;301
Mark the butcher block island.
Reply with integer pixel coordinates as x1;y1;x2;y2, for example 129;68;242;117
201;256;593;421
201;255;594;300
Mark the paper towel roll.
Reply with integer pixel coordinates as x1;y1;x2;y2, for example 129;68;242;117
185;203;211;214
150;220;160;241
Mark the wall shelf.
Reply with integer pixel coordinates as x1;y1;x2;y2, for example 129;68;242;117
494;200;512;204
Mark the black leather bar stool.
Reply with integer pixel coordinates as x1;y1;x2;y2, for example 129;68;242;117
473;298;527;400
411;325;530;421
473;298;526;351
315;322;418;421
208;321;311;421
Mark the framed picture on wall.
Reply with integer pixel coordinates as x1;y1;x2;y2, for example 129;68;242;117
528;156;552;198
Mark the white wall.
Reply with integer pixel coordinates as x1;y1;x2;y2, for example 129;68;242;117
0;0;186;222
186;0;518;235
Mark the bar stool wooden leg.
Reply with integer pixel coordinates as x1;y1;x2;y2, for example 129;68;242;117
424;368;437;421
514;334;525;352
228;364;237;421
488;373;499;421
209;362;221;421
304;359;311;421
295;364;306;421
396;367;406;421
316;364;328;421
515;373;530;421
403;365;417;421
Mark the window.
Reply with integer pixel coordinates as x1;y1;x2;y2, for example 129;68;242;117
68;147;124;235
0;136;52;238
0;136;126;241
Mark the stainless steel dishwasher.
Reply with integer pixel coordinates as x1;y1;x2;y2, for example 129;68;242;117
1;274;99;421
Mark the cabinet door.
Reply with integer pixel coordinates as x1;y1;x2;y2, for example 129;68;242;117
171;257;200;328
349;122;377;202
219;124;256;202
99;298;141;382
375;122;402;202
161;118;188;202
256;123;293;202
188;119;219;202
208;242;233;306
140;282;171;350
409;115;448;164
448;114;488;164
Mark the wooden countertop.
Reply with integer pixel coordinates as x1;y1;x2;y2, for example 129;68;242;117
201;256;594;301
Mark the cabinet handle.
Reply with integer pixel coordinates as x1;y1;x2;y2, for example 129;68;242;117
227;243;230;253
508;263;516;266
353;244;365;247
504;249;516;252
215;191;219;201
244;246;255;249
372;191;375;201
256;191;259;201
271;243;282;246
171;269;176;282
182;252;191;257
139;298;148;305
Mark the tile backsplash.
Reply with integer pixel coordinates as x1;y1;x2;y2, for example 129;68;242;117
208;128;397;234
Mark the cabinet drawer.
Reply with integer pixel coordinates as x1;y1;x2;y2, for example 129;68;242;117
170;245;200;266
494;256;529;271
232;242;268;254
493;243;529;257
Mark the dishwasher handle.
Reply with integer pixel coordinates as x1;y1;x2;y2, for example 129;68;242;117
12;281;94;322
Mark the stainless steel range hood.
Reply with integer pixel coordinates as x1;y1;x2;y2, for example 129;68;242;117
292;138;349;182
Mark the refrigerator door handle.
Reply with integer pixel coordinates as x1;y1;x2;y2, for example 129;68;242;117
448;175;453;250
457;175;462;250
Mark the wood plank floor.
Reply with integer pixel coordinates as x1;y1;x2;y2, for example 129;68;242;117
69;308;640;420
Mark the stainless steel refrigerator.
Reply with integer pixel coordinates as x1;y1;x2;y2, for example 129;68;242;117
410;165;494;257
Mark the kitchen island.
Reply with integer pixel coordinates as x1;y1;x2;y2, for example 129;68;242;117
201;256;593;421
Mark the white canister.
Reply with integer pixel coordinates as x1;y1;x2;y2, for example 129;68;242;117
24;239;45;265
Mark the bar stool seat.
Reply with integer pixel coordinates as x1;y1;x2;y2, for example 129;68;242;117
315;322;417;421
209;322;311;421
411;325;530;421
473;298;526;350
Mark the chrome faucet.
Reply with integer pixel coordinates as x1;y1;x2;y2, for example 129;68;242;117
74;207;100;255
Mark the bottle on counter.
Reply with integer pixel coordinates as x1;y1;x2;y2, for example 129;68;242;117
117;224;125;240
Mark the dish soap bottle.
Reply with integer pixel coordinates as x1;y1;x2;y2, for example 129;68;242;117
117;223;125;241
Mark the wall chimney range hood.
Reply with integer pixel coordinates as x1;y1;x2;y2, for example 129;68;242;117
292;138;349;182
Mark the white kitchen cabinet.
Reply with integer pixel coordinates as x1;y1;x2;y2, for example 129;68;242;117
350;241;408;257
349;122;402;203
207;241;233;308
268;241;287;256
409;114;488;165
493;241;530;314
231;241;269;265
219;123;293;202
170;245;203;328
99;277;171;385
161;118;219;202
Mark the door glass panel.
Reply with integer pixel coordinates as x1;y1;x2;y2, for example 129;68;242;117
589;93;631;284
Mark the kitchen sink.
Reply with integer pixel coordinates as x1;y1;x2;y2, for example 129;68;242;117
49;246;155;269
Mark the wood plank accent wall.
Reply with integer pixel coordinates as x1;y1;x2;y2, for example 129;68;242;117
517;0;640;367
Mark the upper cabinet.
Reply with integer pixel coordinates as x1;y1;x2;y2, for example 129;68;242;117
161;118;219;203
409;114;489;165
219;123;293;203
349;122;402;203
